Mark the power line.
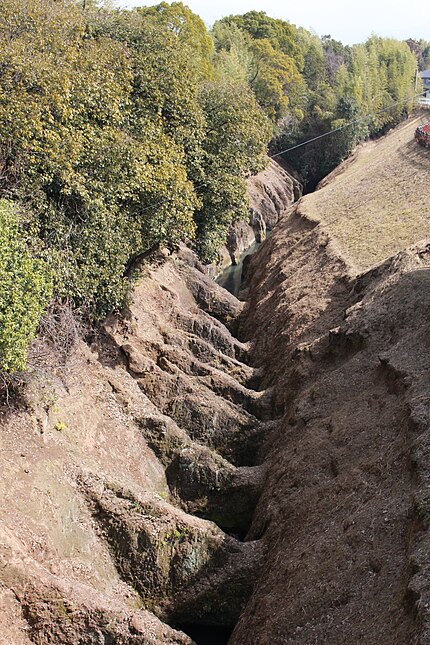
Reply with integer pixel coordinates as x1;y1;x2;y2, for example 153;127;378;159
140;92;423;214
270;92;423;159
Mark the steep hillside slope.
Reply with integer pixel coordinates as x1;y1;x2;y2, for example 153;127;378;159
302;113;430;271
232;115;430;643
0;247;272;644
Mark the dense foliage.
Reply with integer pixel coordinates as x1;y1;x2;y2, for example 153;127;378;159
0;1;419;372
214;13;417;187
0;201;52;372
0;0;268;326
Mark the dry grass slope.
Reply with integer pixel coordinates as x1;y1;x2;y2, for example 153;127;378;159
302;113;430;271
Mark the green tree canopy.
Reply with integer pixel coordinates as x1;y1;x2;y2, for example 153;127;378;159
196;79;271;261
136;2;214;79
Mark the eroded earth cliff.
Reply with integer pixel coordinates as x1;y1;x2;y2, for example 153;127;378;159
210;159;301;275
2;114;430;645
0;243;274;643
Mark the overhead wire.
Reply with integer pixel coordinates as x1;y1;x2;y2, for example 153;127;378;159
139;91;424;215
269;92;424;158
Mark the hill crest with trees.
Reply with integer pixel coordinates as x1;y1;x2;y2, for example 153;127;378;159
0;0;422;375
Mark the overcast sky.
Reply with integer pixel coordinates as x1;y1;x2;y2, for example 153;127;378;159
116;0;429;45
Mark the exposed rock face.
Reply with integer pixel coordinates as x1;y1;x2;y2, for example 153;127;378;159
247;158;302;234
209;159;302;275
0;246;269;643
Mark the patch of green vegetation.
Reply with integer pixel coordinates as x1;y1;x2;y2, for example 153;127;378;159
0;200;52;372
159;526;191;548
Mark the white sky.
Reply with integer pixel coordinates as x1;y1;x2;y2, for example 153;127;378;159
116;0;430;45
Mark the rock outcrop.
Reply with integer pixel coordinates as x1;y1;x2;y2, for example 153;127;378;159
209;159;302;275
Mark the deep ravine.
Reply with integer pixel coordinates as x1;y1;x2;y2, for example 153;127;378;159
0;159;297;645
3;119;430;644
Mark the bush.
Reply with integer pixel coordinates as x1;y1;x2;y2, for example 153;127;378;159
0;200;52;372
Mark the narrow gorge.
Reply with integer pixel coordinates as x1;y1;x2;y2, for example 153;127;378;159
0;154;299;644
2;115;430;645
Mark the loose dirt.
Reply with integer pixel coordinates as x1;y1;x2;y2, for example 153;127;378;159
232;114;430;644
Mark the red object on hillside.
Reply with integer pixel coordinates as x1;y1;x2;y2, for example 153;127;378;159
415;123;430;147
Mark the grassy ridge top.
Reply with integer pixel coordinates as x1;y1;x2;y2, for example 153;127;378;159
301;114;430;271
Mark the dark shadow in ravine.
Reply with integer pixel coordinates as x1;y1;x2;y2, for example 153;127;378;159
175;624;233;645
216;240;261;297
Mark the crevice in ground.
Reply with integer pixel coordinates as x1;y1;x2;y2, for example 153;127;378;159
71;249;276;642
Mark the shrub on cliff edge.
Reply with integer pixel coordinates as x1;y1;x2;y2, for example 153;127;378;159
0;200;52;372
